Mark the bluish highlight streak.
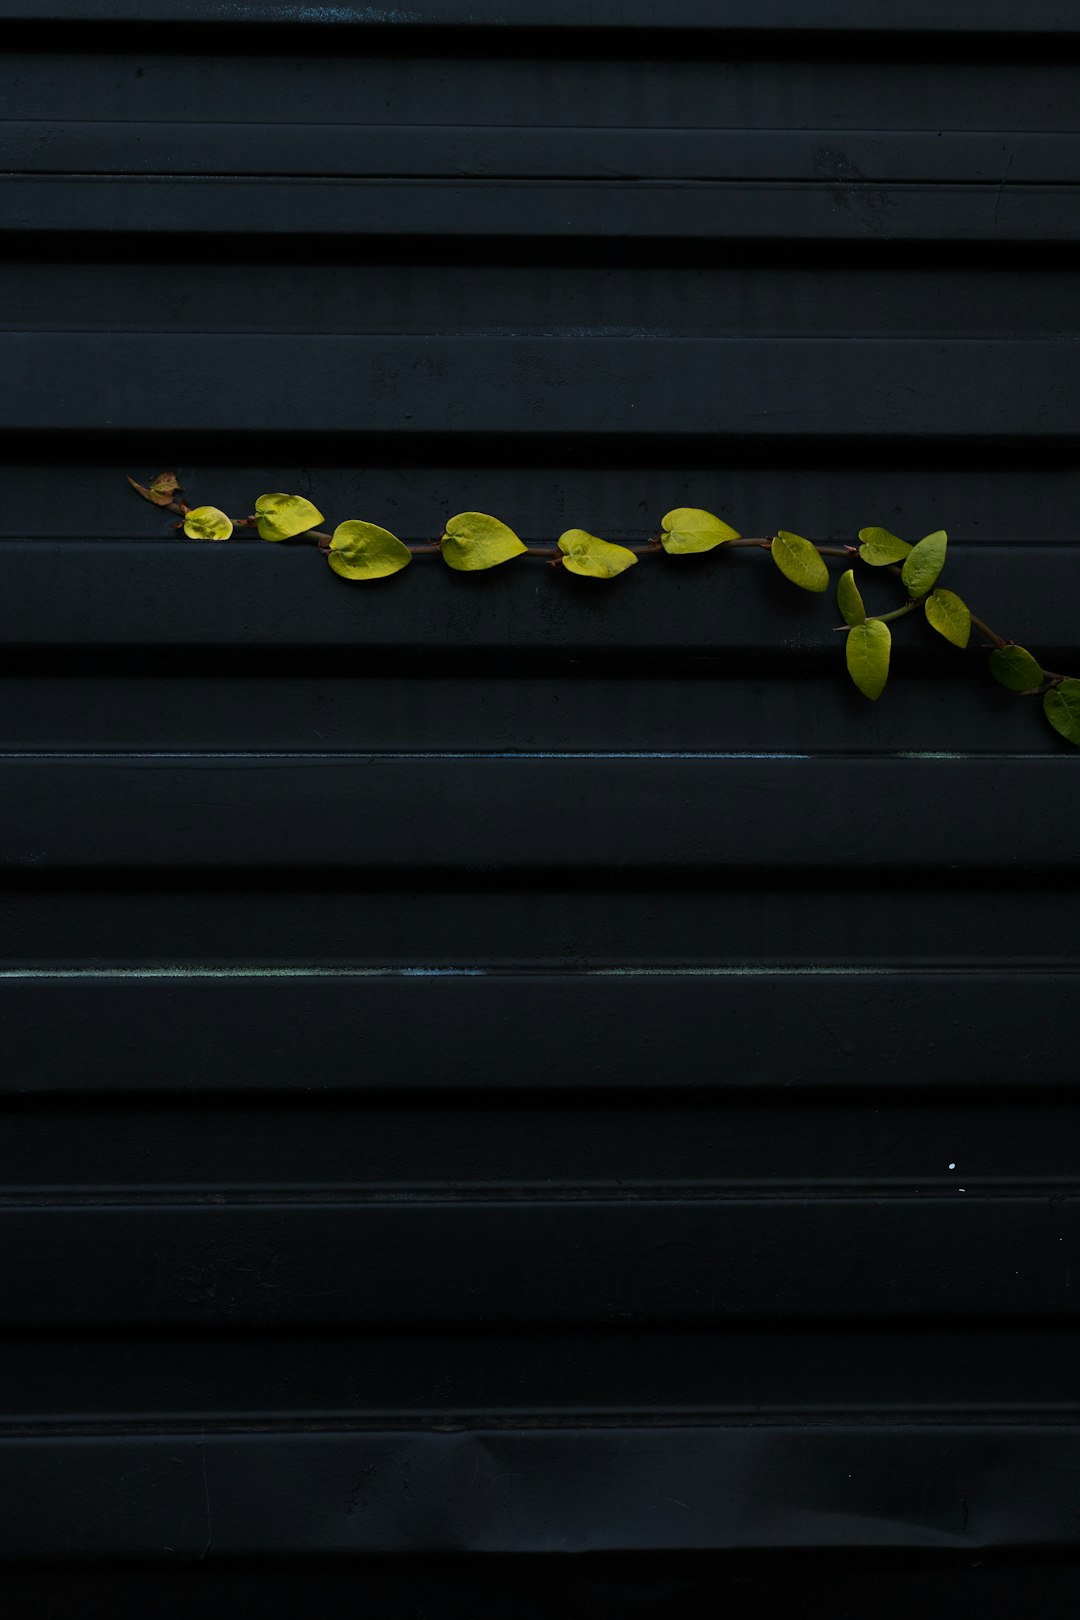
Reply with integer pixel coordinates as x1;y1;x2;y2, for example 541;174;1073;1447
0;966;1068;981
2;751;1069;763
0;750;813;761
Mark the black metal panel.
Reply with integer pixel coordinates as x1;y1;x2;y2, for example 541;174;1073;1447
7;972;1080;1094
4;1426;1080;1559
3;7;1080;1611
4;543;1079;652
1;0;1078;30
8;334;1080;438
1;755;1077;873
9;176;1077;239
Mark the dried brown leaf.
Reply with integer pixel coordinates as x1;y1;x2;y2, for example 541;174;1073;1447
148;471;181;505
127;472;181;507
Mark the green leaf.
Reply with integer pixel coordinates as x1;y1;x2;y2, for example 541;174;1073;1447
254;493;324;542
989;643;1044;693
771;530;829;593
857;526;912;566
182;505;233;541
924;587;971;649
901;529;948;596
1043;679;1080;746
660;506;739;555
557;528;638;579
441;511;528;571
328;520;412;582
845;619;891;701
837;569;865;627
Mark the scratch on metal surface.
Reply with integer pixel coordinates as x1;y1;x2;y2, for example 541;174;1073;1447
199;1434;213;1560
0;966;492;978
0;750;815;760
5;750;1068;761
796;987;856;1056
216;3;424;18
1;965;1065;979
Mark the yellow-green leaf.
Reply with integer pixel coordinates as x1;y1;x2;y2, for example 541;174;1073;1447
846;619;891;701
1044;679;1080;746
857;526;912;566
441;511;527;571
989;643;1044;693
328;520;412;582
660;507;739;555
901;529;947;596
557;528;638;579
837;569;865;626
771;530;829;593
924;587;971;649
182;505;233;541
254;493;324;542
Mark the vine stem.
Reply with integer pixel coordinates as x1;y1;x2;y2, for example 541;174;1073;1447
965;609;1068;682
165;507;859;562
870;600;922;626
148;487;1074;692
968;611;1009;651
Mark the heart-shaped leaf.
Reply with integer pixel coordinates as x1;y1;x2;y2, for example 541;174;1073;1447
846;619;891;701
183;505;233;541
441;511;527;571
858;526;912;566
901;529;947;597
557;528;638;579
255;493;324;542
924;587;971;649
660;507;739;555
1044;679;1080;746
989;643;1044;692
837;569;865;627
329;520;412;582
771;531;829;593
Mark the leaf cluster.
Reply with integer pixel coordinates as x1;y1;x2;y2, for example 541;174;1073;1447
128;475;1080;749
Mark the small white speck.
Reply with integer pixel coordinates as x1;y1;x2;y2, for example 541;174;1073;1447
948;1162;956;1170
959;1188;966;1193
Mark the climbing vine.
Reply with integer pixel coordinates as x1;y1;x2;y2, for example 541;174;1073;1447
128;472;1080;748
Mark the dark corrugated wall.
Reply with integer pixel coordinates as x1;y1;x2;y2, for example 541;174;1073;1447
2;5;1080;1613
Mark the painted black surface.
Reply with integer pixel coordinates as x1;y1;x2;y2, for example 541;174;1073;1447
2;8;1080;1612
3;1;1080;29
6;972;1080;1094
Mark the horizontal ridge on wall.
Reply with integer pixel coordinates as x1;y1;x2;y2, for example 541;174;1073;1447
5;178;1077;241
0;0;1077;32
5;1326;1080;1419
2;544;1076;659
0;756;1076;874
3;672;1072;754
2;883;1072;969
5;335;1080;438
2;1198;1079;1326
7;127;1080;184
5;264;1079;339
6;1093;1080;1182
5;1425;1080;1560
5;970;1080;1095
